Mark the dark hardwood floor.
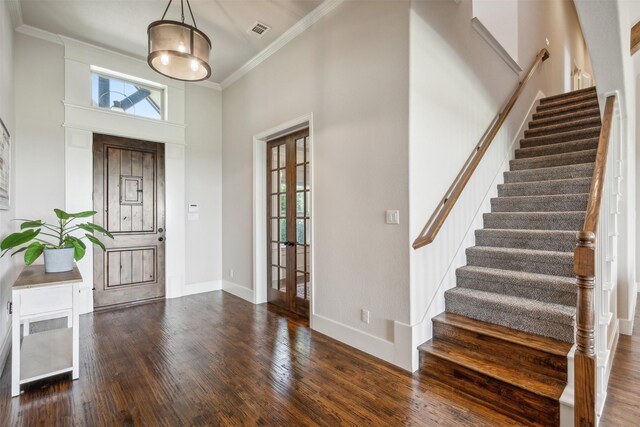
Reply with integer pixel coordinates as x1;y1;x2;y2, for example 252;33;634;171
0;291;525;426
600;295;640;426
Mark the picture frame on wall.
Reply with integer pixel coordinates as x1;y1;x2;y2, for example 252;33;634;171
0;117;10;210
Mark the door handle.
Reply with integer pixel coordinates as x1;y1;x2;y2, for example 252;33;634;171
159;237;164;242
285;241;295;247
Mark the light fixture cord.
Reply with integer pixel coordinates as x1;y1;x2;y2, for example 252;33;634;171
160;0;197;27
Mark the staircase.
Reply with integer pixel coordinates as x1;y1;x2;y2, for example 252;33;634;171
419;87;601;426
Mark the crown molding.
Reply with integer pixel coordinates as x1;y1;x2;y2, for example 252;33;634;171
195;80;222;91
16;24;63;45
220;0;344;89
6;0;23;28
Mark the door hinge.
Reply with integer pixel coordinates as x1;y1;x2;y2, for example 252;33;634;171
8;301;12;314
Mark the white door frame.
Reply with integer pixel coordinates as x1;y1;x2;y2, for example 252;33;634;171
252;113;314;320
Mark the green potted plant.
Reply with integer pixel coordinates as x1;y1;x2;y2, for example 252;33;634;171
0;208;113;273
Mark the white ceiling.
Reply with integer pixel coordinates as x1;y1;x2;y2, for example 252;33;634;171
18;0;323;83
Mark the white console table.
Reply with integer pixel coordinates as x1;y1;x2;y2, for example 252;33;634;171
11;264;81;397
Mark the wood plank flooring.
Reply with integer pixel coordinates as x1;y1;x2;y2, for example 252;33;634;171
0;291;525;426
600;295;640;426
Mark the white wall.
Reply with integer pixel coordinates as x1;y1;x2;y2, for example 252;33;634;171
473;0;519;66
12;31;223;313
221;0;411;366
0;0;17;375
184;84;223;291
408;0;593;370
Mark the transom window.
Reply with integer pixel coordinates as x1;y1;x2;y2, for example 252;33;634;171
91;67;166;121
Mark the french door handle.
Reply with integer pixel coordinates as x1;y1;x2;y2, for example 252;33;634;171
284;241;295;247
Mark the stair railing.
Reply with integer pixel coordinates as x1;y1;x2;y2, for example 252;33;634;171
412;48;549;249
574;94;618;427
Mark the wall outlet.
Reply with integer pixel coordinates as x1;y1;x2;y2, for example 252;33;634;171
361;309;370;324
229;268;234;279
385;210;400;225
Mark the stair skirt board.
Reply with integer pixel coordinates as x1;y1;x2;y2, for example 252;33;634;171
419;88;602;424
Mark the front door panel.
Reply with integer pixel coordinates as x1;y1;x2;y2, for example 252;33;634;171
93;134;165;309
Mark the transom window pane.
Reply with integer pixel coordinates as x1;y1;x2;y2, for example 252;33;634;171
91;73;165;120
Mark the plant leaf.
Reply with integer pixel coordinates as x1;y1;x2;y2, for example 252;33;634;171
54;208;71;219
87;222;114;239
76;224;94;234
1;229;40;251
20;220;44;230
11;247;28;256
68;210;97;218
24;242;44;265
67;238;86;261
85;234;106;251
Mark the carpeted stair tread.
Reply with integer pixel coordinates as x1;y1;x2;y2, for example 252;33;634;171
466;246;574;277
537;92;598;111
529;107;600;129
515;138;599;159
539;87;596;104
533;99;599;120
504;162;594;183
509;149;596;171
444;287;576;342
483;211;585;231
431;312;573;356
498;177;591;197
524;116;601;138
475;228;578;252
520;126;600;149
418;339;566;400
490;193;588;213
456;265;576;305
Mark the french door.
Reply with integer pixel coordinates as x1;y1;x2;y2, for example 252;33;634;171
266;129;311;317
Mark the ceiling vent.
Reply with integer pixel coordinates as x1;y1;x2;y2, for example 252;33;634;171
249;21;271;38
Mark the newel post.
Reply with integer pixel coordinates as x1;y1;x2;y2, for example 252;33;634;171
574;231;596;427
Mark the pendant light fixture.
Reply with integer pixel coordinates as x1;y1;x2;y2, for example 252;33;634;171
147;0;212;81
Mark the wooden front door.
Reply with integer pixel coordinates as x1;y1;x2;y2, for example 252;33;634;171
266;129;311;317
93;134;165;309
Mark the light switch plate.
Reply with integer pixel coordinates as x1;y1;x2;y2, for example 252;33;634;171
385;210;400;224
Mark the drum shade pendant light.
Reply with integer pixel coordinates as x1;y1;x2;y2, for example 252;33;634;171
147;0;212;81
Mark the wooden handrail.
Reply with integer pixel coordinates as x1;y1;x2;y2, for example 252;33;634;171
573;94;615;427
412;48;550;249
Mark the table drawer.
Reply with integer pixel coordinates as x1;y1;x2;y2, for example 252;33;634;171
19;286;73;316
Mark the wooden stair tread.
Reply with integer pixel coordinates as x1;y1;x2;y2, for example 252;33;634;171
432;312;572;356
418;339;566;400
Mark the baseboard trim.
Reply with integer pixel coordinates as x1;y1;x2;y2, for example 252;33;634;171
182;280;222;297
0;321;12;377
221;281;255;303
312;313;396;367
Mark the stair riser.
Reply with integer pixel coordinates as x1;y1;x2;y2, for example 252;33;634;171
520;128;600;149
445;292;575;343
510;150;596;171
419;354;559;427
528;109;600;129
483;213;584;231
498;179;591;197
515;139;599;159
475;232;577;252
524;118;601;138
456;276;576;306
466;252;574;277
538;93;597;111
533;100;599;120
504;164;594;184
433;321;568;381
490;195;588;213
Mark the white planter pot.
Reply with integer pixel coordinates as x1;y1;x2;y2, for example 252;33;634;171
43;247;75;273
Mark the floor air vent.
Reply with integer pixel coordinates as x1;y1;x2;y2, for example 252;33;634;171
249;21;271;38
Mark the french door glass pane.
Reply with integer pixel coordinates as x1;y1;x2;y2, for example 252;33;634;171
296;191;304;216
271;266;278;289
279;194;286;217
296;138;305;164
279;170;286;192
296;219;304;244
296;165;304;189
271;147;278;169
271;171;278;193
279;219;286;242
279;145;286;168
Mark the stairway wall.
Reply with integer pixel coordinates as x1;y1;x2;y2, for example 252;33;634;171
409;0;593;371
